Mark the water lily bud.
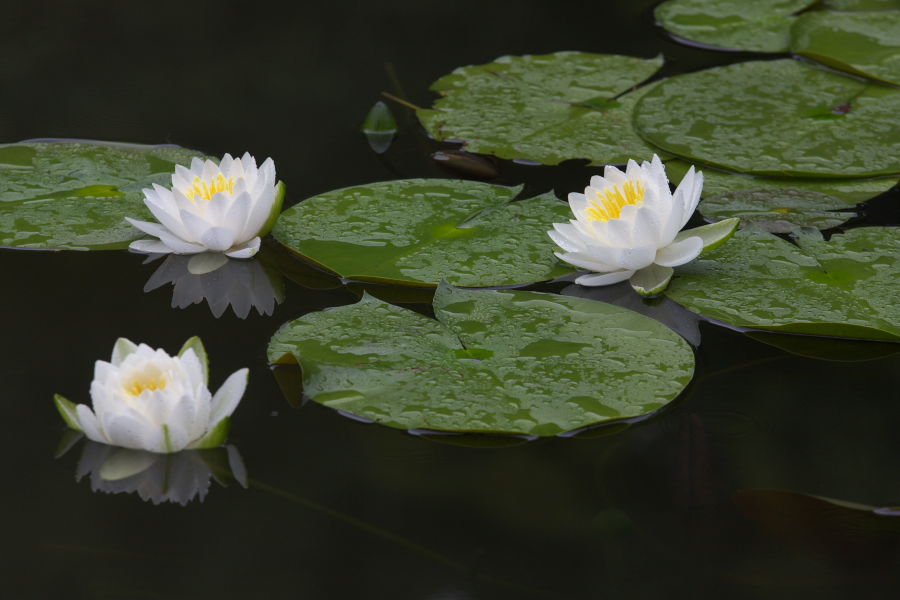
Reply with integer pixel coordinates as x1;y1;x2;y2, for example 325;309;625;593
54;337;247;454
126;152;285;258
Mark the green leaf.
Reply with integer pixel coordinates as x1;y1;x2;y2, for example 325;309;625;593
821;0;900;11
417;52;664;166
271;178;575;287
655;0;817;53
791;11;900;86
258;180;286;238
675;218;740;253
665;158;898;204
361;101;398;154
191;418;231;449
178;336;209;385
635;59;900;177
111;337;138;365
630;264;674;297
699;190;857;233
665;226;900;341
53;394;83;432
0;140;210;250
266;284;695;436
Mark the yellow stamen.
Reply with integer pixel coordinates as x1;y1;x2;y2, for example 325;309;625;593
184;173;235;202
585;180;645;222
125;377;168;396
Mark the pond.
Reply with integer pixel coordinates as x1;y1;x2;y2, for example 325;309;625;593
3;0;900;598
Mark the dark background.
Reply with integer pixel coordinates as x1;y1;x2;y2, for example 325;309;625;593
2;1;900;598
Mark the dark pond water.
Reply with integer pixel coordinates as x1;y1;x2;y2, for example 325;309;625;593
3;1;900;598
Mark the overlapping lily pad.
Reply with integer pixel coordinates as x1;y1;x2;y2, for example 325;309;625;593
272;179;575;287
267;284;695;436
635;59;900;177
417;52;663;166
699;189;857;232
0;140;208;250
822;0;900;10
791;11;900;85
655;0;816;53
665;226;900;341
665;159;898;204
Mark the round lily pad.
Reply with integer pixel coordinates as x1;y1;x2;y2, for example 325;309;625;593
791;11;900;86
271;178;575;287
699;188;857;233
665;158;898;204
821;0;900;10
267;284;695;436
665;226;900;341
417;52;664;166
0;140;208;250
655;0;816;53
634;59;900;177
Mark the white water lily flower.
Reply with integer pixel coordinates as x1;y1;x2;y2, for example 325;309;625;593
126;152;285;258
54;337;248;454
549;155;739;296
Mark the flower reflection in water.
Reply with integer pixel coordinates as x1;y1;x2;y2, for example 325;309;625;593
143;252;284;319
65;439;247;506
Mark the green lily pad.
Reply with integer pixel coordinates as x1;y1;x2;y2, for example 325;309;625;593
665;226;900;341
0;140;208;250
271;178;575;287
791;11;900;85
634;59;900;177
417;52;664;166
699;188;857;233
665;158;898;204
821;0;900;10
655;0;816;53
267;284;695;436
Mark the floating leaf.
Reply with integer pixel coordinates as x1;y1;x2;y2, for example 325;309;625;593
665;226;900;341
821;0;900;10
634;59;900;177
267;284;694;436
361;101;397;154
791;11;900;85
417;52;664;166
0;140;208;250
665;158;897;204
699;188;857;232
655;0;816;53
271;178;575;287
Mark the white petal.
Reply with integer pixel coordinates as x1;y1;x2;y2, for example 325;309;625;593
575;270;634;286
125;217;170;239
548;229;582;253
630;204;663;247
655;236;704;267
105;414;161;452
554;251;619;273
210;368;248;426
199;227;236;252
130;239;176;254
224;237;260;259
76;404;108;444
145;197;191;240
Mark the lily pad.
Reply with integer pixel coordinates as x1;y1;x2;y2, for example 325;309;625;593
267;284;695;436
417;52;664;166
665;226;900;341
0;140;209;250
791;11;900;85
655;0;816;53
821;0;900;10
665;158;898;204
699;188;857;232
634;59;900;177
271;178;575;287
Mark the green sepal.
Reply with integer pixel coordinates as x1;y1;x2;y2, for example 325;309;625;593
111;337;138;365
162;424;175;453
191;418;231;450
54;394;83;432
178;336;209;386
630;264;674;297
676;217;740;254
259;180;286;238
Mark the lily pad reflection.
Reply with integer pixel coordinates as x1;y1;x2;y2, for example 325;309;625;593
69;440;247;506
143;252;284;318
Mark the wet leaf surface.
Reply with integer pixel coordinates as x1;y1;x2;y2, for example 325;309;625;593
665;226;900;340
699;188;857;232
417;52;663;166
0;140;208;250
272;178;575;287
267;284;695;436
635;59;900;177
